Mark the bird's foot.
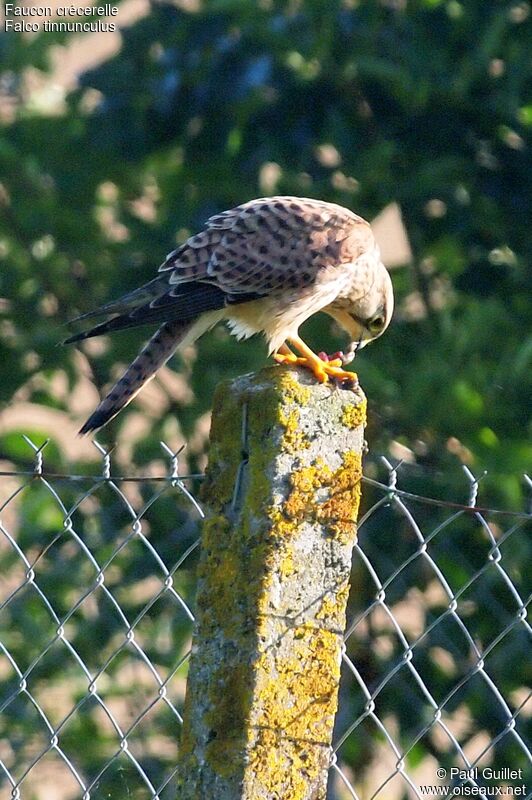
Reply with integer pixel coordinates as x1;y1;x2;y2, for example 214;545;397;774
273;351;311;367
274;350;357;387
320;361;358;388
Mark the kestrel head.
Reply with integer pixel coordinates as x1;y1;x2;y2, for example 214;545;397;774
325;248;394;364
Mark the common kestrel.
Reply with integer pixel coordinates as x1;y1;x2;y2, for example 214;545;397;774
66;196;393;434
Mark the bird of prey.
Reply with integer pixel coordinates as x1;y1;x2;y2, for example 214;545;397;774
66;196;393;434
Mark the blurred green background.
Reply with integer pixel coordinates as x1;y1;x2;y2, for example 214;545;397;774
1;0;530;496
0;1;531;798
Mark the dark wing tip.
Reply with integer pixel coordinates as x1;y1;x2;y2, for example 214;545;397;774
63;314;124;345
64;331;88;345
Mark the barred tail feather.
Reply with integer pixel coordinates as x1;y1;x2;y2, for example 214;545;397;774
79;320;191;435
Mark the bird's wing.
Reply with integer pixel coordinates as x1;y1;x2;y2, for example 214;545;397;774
67;275;172;323
162;196;374;298
64;282;226;344
66;197;374;344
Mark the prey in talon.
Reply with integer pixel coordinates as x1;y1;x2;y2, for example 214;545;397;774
318;342;360;389
65;196;393;434
317;350;359;389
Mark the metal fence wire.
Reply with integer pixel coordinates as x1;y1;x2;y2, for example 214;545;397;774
0;437;530;800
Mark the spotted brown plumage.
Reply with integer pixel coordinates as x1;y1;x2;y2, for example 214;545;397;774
66;196;394;434
77;321;192;436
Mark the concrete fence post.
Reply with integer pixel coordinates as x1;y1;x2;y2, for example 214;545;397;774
176;365;366;800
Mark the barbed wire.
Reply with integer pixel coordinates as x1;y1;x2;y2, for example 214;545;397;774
0;453;530;519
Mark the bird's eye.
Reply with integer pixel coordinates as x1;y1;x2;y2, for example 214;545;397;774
368;315;385;334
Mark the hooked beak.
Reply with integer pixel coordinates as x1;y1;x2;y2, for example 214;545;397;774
323;306;371;364
340;334;366;365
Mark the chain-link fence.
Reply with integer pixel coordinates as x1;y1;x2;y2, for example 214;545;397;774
0;437;530;799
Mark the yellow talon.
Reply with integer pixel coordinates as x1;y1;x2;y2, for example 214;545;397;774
273;351;299;365
325;365;358;385
275;352;326;377
274;346;357;387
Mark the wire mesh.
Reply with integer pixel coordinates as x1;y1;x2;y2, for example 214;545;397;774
0;438;530;800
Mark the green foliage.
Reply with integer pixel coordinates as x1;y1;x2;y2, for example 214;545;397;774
1;0;530;492
1;1;531;795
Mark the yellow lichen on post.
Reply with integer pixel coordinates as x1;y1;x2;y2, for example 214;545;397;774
342;397;367;429
176;366;366;800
